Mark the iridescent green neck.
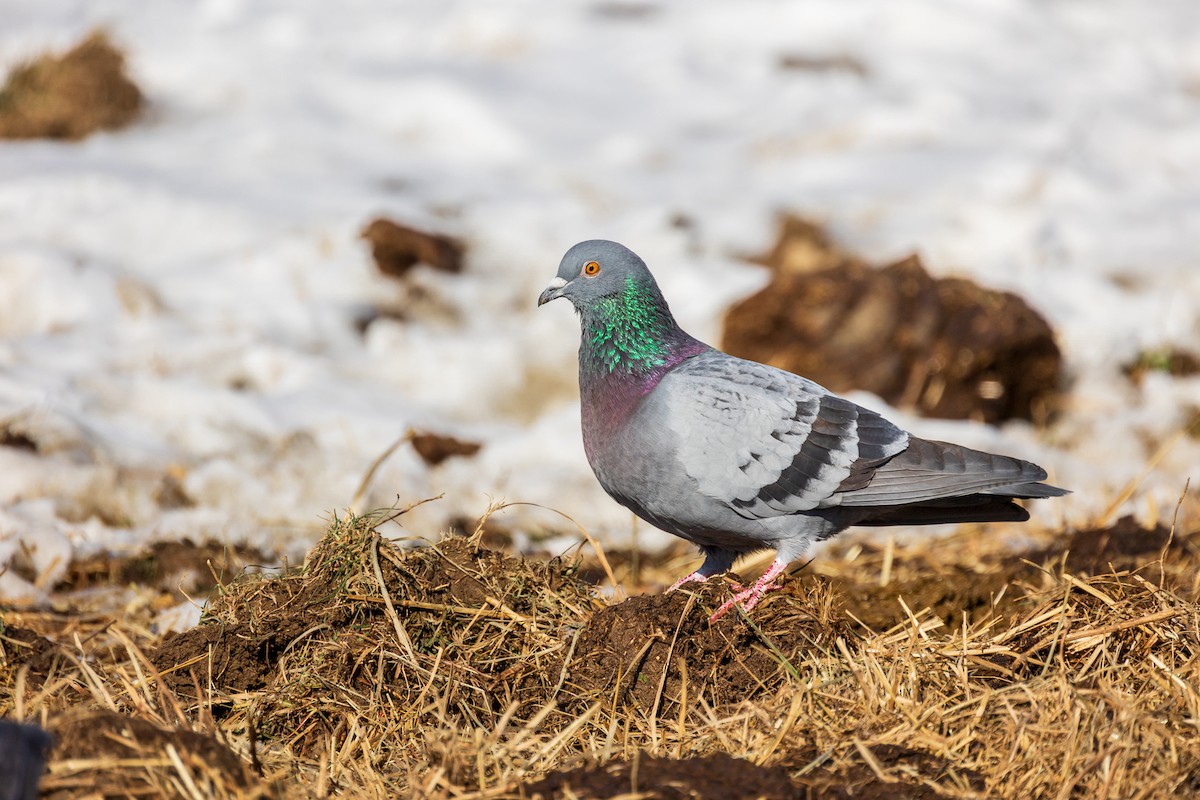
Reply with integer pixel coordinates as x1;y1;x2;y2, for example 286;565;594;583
582;275;675;375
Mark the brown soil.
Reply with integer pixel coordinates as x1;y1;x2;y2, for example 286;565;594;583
411;431;483;466
523;745;984;799
825;557;1023;634
0;417;38;451
567;579;847;710
1056;515;1176;573
0;31;143;140
150;550;354;696
4;510;1199;798
151;523;602;748
0;625;58;683
723;216;1062;425
45;709;254;797
522;752;796;799
65;538;271;598
360;217;465;277
782;745;987;799
819;514;1199;631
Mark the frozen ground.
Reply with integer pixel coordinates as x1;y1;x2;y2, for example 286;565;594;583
1;1;1198;603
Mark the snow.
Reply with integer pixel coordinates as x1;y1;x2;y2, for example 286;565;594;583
1;1;1198;592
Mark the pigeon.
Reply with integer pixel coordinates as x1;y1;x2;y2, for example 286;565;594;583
538;240;1068;621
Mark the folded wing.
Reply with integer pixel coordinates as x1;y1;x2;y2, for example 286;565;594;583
659;354;1067;522
659;354;908;517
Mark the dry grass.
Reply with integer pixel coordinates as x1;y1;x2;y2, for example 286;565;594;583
2;498;1199;799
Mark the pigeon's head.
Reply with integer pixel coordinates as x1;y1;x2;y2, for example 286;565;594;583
538;240;660;311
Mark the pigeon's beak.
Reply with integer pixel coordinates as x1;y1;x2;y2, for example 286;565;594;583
537;277;568;307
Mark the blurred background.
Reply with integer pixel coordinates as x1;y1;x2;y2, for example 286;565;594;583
1;1;1198;606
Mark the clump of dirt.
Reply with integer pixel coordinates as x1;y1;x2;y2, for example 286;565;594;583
360;217;464;278
566;578;847;711
1059;515;1174;573
1123;347;1200;385
0;625;59;684
779;745;987;799
411;430;482;466
45;709;255;796
0;416;38;451
0;31;143;140
154;470;195;509
523;752;796;800
524;744;984;800
818;516;1200;634
722;216;1062;424
65;538;271;599
829;562;1025;633
151;514;602;755
1011;515;1200;604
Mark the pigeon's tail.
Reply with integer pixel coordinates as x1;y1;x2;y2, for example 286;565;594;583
856;496;1030;527
980;481;1070;499
837;436;1069;512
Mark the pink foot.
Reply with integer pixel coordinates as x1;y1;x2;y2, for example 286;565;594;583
709;559;788;622
667;570;709;593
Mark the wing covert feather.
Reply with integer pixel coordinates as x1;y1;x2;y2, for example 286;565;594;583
656;354;908;518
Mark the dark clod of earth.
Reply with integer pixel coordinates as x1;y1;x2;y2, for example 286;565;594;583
361;217;465;278
723;216;1063;425
0;31;143;140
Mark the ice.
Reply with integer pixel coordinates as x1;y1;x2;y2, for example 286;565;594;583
1;1;1198;601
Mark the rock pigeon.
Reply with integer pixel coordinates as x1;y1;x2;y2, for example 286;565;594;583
538;240;1068;621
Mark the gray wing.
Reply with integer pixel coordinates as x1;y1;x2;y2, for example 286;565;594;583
834;436;1070;507
657;353;909;518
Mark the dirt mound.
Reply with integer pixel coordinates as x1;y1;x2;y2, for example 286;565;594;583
0;31;143;140
152;515;601;756
44;709;254;796
65;538;269;599
523;752;796;799
1;625;58;684
817;515;1200;634
828;556;1023;633
780;744;987;800
722;216;1062;424
1059;515;1174;573
5;509;1200;798
523;745;984;799
567;579;847;710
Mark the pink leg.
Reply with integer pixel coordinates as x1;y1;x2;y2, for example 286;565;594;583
667;570;710;593
667;549;737;594
709;558;788;622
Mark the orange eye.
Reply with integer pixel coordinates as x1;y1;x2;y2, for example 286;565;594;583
583;260;601;277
